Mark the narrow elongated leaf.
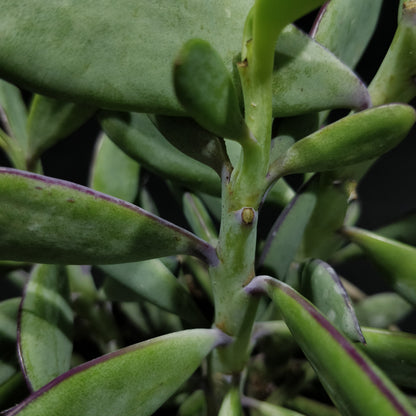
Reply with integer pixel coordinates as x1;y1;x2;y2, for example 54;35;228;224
18;264;73;391
100;259;207;326
355;293;412;329
342;227;416;306
299;259;364;343
360;328;416;389
0;168;218;265
272;25;370;117
246;276;416;416
219;387;243;416
26;94;95;163
311;0;383;69
90;133;140;202
99;111;221;196
243;396;305;416
174;39;248;141
0;0;252;114
8;329;230;416
273;104;416;177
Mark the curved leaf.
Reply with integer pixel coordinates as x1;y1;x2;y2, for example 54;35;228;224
246;276;416;416
273;104;416;176
219;387;243;416
0;168;218;265
342;227;416;306
272;25;370;117
99;111;221;196
100;259;207;326
18;264;73;391
8;329;231;416
242;396;306;416
90;133;140;202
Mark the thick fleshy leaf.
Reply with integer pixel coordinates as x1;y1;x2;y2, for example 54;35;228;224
8;329;231;416
218;387;243;416
26;94;95;163
0;168;218;265
99;111;221;196
370;2;416;105
90;133;140;202
243;396;305;416
359;328;416;389
299;259;364;343
0;0;252;114
354;293;413;329
311;0;383;69
246;276;416;416
100;259;207;326
174;39;248;141
342;227;416;306
259;178;317;279
151;115;230;176
272;104;416;177
272;25;370;117
18;264;73;391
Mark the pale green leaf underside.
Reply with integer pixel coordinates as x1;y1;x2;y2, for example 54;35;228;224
8;329;229;416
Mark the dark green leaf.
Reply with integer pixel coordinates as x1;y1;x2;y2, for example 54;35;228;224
0;168;218;265
18;264;73;391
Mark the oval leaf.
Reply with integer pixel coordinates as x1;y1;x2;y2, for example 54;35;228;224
342;226;416;306
99;111;221;196
246;276;416;416
18;264;73;391
274;104;416;176
174;39;248;141
0;168;218;265
0;1;252;114
8;329;231;416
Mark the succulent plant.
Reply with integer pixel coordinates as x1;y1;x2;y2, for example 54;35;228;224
0;1;416;415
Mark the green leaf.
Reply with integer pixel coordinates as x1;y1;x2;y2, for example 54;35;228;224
299;259;364;343
99;111;221;196
18;264;73;391
26;94;95;164
90;133;140;202
178;390;207;416
0;168;218;265
8;329;231;416
151;115;230;176
246;276;416;416
0;0;252;114
273;104;416;177
342;227;416;306
272;25;370;117
100;259;207;326
311;0;383;69
243;396;306;416
174;39;248;141
370;2;416;105
359;328;416;389
259;178;317;279
355;293;413;329
219;387;243;416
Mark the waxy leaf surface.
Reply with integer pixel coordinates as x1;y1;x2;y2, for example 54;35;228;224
246;276;416;416
343;227;416;306
99;111;221;196
100;259;207;326
218;387;243;416
18;264;73;391
0;168;217;265
8;329;230;416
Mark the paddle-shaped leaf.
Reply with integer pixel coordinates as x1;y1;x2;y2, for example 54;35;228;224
18;264;73;391
90;133;140;202
0;168;218;265
272;104;416;177
0;0;252;114
100;260;207;326
174;39;249;141
342;227;416;306
246;276;416;416
7;329;231;416
99;111;221;196
299;259;364;343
